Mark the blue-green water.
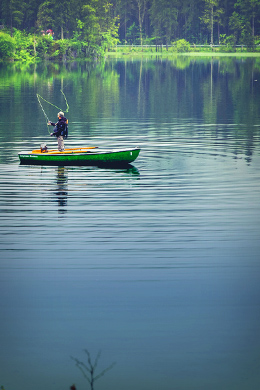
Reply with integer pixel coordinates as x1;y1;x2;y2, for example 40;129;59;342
0;57;260;390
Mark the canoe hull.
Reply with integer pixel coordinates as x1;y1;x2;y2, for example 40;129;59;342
18;148;140;167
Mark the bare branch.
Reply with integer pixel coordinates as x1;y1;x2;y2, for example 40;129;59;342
84;349;92;367
71;356;91;373
71;348;116;390
94;362;116;381
93;350;101;370
71;356;91;383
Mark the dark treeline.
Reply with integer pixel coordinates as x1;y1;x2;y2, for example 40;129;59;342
0;0;260;57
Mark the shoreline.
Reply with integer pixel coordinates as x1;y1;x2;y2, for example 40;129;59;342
106;50;260;59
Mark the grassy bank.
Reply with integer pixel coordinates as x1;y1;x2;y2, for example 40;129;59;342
106;51;260;59
106;43;260;58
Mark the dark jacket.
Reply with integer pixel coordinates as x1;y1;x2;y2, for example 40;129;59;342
50;117;68;138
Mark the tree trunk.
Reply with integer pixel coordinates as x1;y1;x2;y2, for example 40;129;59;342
138;7;143;46
34;35;36;57
136;0;146;47
210;4;214;45
61;26;64;40
125;8;126;43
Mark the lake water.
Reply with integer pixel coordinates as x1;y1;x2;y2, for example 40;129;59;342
0;56;260;390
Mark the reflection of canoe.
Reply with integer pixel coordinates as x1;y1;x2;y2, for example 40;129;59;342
18;147;141;166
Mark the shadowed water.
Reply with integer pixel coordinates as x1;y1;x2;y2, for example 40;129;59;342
0;57;260;390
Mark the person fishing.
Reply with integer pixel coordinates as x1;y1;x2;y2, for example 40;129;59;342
48;111;68;152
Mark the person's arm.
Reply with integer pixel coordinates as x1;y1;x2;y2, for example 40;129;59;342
49;121;59;136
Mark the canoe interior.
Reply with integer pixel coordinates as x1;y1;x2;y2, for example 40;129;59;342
31;146;98;154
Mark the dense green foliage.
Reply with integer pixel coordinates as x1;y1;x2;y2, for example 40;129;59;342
0;0;120;60
1;0;260;61
0;32;15;59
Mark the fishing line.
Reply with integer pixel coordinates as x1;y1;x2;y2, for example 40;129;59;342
36;93;49;121
36;90;70;134
36;93;51;133
60;90;69;113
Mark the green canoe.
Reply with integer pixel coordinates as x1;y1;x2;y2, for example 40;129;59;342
18;146;141;166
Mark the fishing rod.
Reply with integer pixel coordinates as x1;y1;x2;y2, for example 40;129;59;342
36;93;49;121
36;90;70;133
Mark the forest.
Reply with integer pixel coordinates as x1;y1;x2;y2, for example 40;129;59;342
1;0;260;61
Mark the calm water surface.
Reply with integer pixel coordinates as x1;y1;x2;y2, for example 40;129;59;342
0;57;260;390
